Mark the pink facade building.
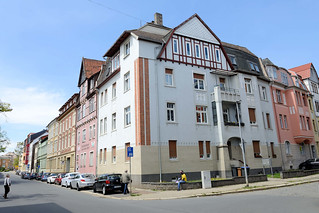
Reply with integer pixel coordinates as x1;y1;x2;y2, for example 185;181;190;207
76;57;104;174
263;58;315;170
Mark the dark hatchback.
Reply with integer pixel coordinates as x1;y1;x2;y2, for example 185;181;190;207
299;158;319;170
93;174;123;195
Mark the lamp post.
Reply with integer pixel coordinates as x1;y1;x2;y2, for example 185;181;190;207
236;101;249;187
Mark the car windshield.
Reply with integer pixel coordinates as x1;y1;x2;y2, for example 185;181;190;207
70;173;77;177
108;174;121;179
61;174;66;178
82;174;94;179
51;174;57;176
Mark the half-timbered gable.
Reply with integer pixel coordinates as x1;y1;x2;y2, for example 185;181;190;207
158;14;232;71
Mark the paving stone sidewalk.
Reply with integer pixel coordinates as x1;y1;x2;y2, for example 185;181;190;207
105;174;319;200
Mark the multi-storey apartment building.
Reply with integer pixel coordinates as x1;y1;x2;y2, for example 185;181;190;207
290;63;319;156
47;118;59;172
36;135;48;173
263;59;316;169
96;13;282;183
76;58;104;174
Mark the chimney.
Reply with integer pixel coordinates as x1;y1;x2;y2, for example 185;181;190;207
154;12;163;25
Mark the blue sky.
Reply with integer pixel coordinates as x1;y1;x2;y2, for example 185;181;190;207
0;0;318;152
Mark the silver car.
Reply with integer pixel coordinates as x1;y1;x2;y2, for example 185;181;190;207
61;172;79;188
70;173;95;191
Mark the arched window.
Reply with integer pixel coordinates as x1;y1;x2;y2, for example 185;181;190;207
285;141;291;155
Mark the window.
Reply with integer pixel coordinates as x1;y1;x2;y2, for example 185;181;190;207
219;78;226;91
103;117;107;133
82;129;86;142
276;90;282;103
215;49;220;62
100;92;104;107
313;120;317;132
253;141;261;158
124;106;131;126
112;82;116;99
83;153;86;167
244;78;252;94
281;72;288;85
248;108;256;124
77;132;80;144
100;119;103;135
302;94;307;106
266;66;277;79
112;53;120;71
103;148;107;164
196;106;208;124
186;42;191;56
315;101;319;112
167;103;175;122
249;61;260;72
125;142;130;162
112;146;116;163
195;44;200;58
193;73;205;90
300;143;305;155
309;99;313;110
198;141;204;159
204;46;209;60
229;55;236;65
306;117;310;130
92;124;95;138
260;86;267;101
223;108;229;122
99;149;103;164
89;98;94;113
77;108;81;121
311;82;318;94
283;115;288;128
270;142;276;158
82;84;86;96
165;68;174;86
206;141;211;158
295;91;302;105
169;140;177;159
104;89;107;104
89;79;94;90
89;126;92;140
112;113;116;131
173;39;178;53
279;114;284;128
266;113;271;129
124;42;130;56
124;72;130;92
82;104;86;118
80;154;83;168
89;151;94;167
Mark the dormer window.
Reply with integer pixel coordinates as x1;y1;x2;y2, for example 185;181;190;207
281;72;288;85
112;53;120;71
228;55;237;65
248;61;260;72
124;42;130;57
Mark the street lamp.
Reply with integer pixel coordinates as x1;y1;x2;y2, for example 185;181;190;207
236;101;249;187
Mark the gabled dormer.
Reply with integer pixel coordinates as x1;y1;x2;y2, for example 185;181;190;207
157;14;233;71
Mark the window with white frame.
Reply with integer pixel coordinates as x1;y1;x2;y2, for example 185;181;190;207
167;103;176;122
83;153;86;167
276;90;282;103
215;49;220;62
124;106;131;126
77;108;81;121
89;98;94;113
112;53;120;71
124;42;130;56
82;129;86;142
100;92;104;107
279;114;283;128
112;82;116;99
248;108;256;124
311;82;318;94
193;73;205;90
204;46;209;60
186;42;191;56
103;117;107;134
173;39;178;53
92;124;95;138
89;151;94;167
77;132;80;144
244;78;252;94
103;89;107;105
165;68;174;86
285;141;291;155
112;113;116;131
100;119;103;135
89;126;92;140
284;115;288;128
195;44;200;58
281;72;288;85
82;104;86;118
124;71;130;92
260;86;267;100
89;79;94;90
248;61;260;72
228;55;237;65
196;105;208;124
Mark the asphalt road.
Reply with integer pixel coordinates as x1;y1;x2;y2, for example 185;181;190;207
0;172;318;213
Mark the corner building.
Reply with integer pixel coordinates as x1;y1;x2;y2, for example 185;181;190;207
96;13;282;184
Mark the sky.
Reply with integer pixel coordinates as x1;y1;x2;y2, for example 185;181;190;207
0;0;318;153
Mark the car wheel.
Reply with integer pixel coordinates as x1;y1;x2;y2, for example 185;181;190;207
102;186;107;195
301;166;306;170
93;184;97;193
77;184;81;191
70;183;73;189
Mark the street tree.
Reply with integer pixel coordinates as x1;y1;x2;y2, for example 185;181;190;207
0;101;13;112
0;127;9;153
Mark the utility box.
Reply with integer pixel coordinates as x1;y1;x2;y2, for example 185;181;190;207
201;170;212;189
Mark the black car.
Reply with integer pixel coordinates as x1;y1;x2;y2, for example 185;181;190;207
298;158;319;170
93;174;123;195
36;173;43;180
28;172;37;180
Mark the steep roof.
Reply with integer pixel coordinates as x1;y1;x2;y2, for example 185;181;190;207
78;58;105;87
289;63;312;79
222;42;257;57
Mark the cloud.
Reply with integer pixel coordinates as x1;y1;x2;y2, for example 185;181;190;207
0;87;65;126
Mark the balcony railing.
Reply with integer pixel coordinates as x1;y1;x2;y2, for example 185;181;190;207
211;86;240;102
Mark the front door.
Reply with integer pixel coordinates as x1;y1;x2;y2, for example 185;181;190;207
66;158;70;173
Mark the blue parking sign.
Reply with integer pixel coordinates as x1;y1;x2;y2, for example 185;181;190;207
127;147;133;157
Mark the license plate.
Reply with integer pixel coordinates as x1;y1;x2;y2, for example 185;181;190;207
114;185;121;188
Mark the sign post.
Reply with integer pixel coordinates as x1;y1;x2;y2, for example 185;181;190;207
127;147;133;195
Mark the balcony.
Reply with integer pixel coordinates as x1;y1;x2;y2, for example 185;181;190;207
211;86;240;103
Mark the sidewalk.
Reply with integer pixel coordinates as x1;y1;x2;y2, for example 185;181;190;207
103;174;319;200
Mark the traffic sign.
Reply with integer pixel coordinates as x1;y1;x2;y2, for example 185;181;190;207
127;147;133;157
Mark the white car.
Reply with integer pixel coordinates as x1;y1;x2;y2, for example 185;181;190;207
70;173;95;191
47;173;58;184
61;172;79;188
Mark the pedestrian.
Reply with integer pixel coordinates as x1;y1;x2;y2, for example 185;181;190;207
122;170;131;195
3;174;11;199
177;170;187;191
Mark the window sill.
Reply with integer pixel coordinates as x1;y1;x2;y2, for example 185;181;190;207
167;121;178;125
123;89;130;94
124;53;130;59
111;129;117;133
124;124;131;128
165;85;176;88
250;123;258;127
196;123;210;126
169;158;178;162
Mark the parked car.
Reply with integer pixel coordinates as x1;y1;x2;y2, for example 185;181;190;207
54;173;66;185
20;171;27;179
47;173;58;184
22;172;30;179
29;172;37;180
41;173;51;182
70;173;95;191
36;173;43;180
93;174;123;195
299;158;319;170
61;172;79;188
